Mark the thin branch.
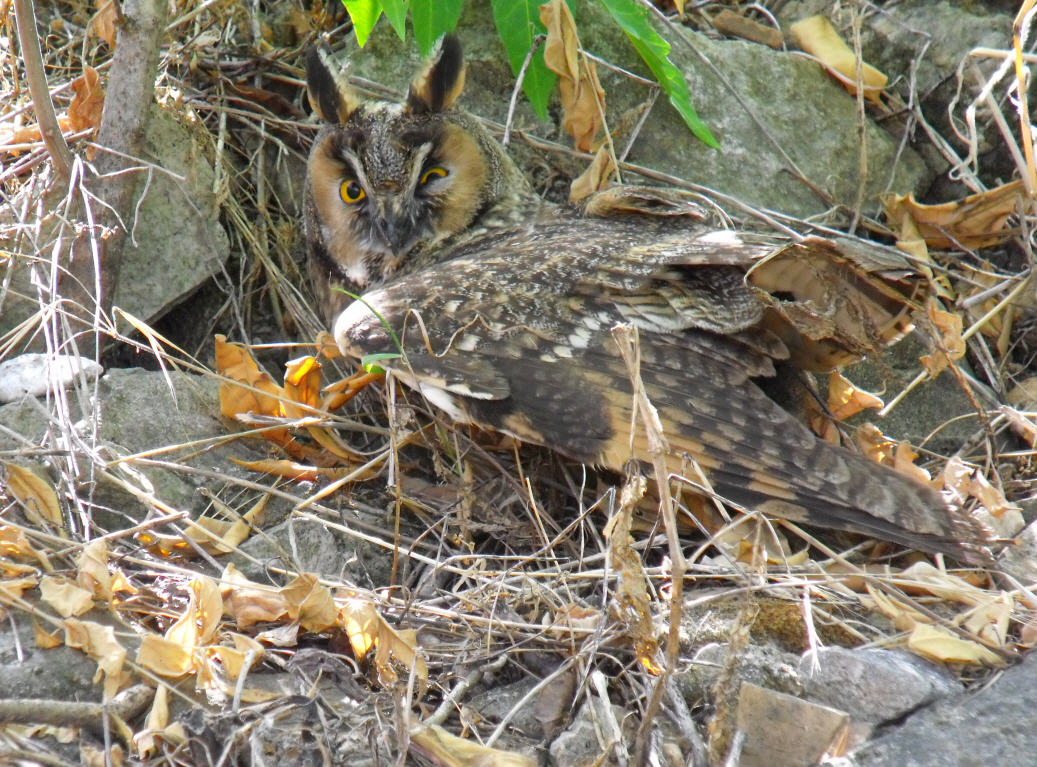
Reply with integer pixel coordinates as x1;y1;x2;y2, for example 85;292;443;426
12;0;74;180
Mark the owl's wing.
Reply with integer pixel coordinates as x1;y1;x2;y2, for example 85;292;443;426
334;228;988;561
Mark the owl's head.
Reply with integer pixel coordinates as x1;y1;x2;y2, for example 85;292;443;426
304;36;532;318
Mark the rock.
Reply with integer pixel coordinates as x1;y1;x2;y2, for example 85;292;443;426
0;104;229;346
343;0;929;219
0;353;103;403
548;697;628;767
0;368;287;530
825;649;1037;766
798;647;961;746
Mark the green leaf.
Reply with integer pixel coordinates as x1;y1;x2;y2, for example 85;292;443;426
597;0;718;148
489;0;557;121
380;0;409;41
343;0;383;47
411;0;465;57
361;352;401;374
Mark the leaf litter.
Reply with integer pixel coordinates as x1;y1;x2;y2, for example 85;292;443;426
0;1;1035;764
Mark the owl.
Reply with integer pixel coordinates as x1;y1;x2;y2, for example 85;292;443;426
303;37;989;562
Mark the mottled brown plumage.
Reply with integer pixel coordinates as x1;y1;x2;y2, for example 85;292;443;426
304;37;989;562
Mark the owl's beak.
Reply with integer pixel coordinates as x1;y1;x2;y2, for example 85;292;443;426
372;198;419;256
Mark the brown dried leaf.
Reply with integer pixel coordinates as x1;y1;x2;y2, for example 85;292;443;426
827;371;883;420
3;462;64;530
229;457;351;481
712;9;784;48
0;524;53;571
410;724;536;767
856;423;895;466
540;0;605;151
63;618;128;696
221;564;290;628
40;576;94;617
33;619;62;649
215;335;284;421
338;595;427;688
893;441;931;484
136;634;194;678
906;623;1004;666
790;16;887;103
89;0;117;48
882;180;1024;250
919;301;965;377
68;67;105;132
968;472;1018;517
569;146;617;203
77;540;111;600
1000;405;1037;448
282;573;337;633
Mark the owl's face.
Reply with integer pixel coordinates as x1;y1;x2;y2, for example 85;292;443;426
304;37;525;318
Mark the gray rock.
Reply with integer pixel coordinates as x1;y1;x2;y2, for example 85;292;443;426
0;368;287;530
0;611;99;702
0;353;104;403
826;650;1037;767
799;647;961;745
0;104;228;345
345;0;929;219
548;697;627;767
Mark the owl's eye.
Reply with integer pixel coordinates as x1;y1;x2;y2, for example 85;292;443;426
340;179;365;204
420;166;448;185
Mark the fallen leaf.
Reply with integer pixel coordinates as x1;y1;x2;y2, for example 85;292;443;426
882;181;1024;250
893;441;931;484
570;146;617;202
919;301;965;377
77;540;111;600
790;16;887;103
40;576;94;617
221;563;290;628
89;0;117;47
338;595;427;688
33;619;62;648
906;623;1004;666
827;371;883;420
712;9;784;48
68;67;105;132
282;573;338;633
3;461;65;530
136;634;194;678
0;524;53;571
229;457;351;481
968;472;1019;517
410;724;536;767
64;618;128;696
1000;405;1037;448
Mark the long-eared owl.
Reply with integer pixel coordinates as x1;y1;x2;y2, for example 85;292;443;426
302;36;988;562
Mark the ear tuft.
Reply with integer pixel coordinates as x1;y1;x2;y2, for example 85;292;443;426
407;35;466;114
306;43;361;124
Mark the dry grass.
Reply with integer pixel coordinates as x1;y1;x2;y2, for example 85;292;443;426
1;1;1036;764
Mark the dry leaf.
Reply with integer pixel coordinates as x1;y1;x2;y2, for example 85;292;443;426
77;540;111;600
282;573;338;632
215;335;284;422
882;181;1024;250
906;623;1004;666
33;619;62;648
68;67;105;132
338;596;427;688
410;724;536;767
893;441;931;484
136;634;195;677
827;371;883;420
941;456;972;502
63;618;128;696
919;301;965;377
229;457;351;480
856;423;895;466
968;472;1018;517
3;461;64;530
0;524;53;571
603;476;660;674
221;563;290;628
570;146;617;202
541;0;605;151
712;9;783;48
40;576;94;618
0;576;39;603
134;684;169;758
790;16;887;103
89;0;117;47
1000;405;1037;448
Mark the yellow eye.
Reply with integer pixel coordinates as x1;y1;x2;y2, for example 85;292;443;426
340;179;365;203
420;166;448;185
